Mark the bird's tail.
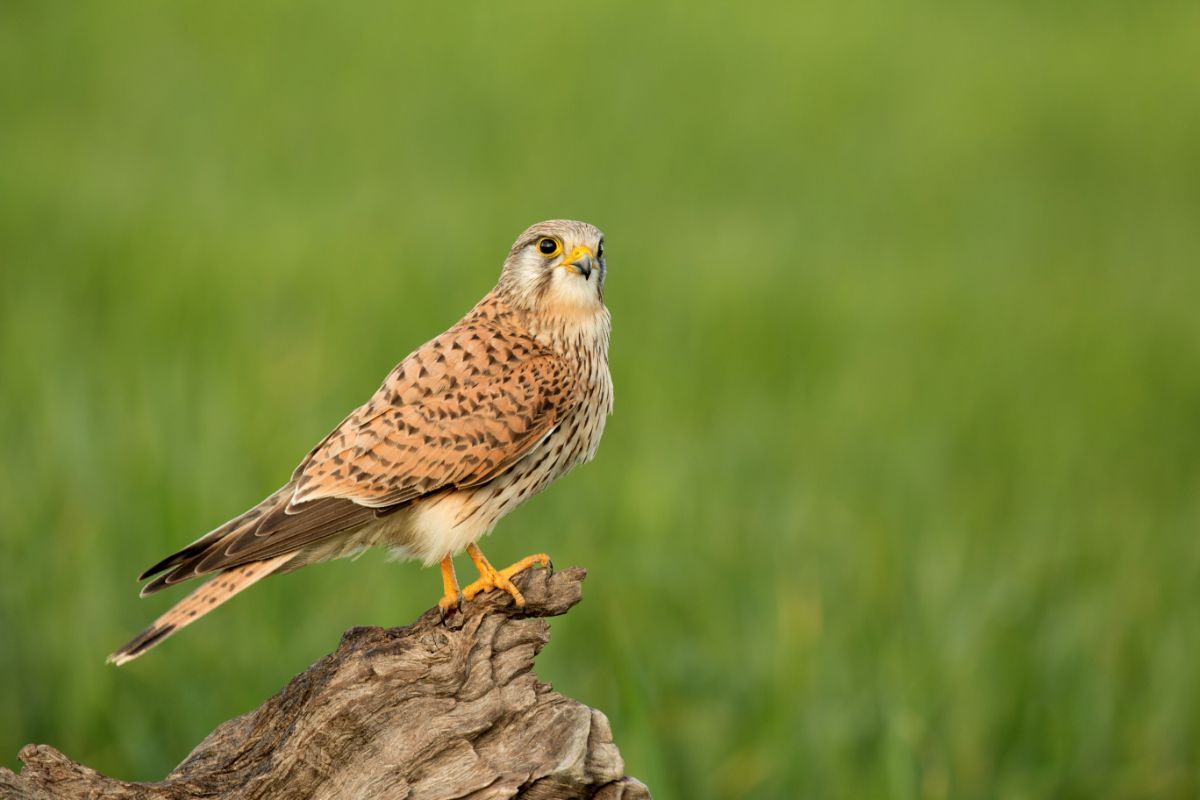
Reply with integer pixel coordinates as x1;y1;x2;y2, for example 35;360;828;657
108;552;296;666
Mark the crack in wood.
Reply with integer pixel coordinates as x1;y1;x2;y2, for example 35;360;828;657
1;567;649;800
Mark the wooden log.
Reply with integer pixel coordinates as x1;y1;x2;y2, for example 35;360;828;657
0;567;649;799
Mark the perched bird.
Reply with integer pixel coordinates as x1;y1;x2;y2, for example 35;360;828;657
109;220;612;665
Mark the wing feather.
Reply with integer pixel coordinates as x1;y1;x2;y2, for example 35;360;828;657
291;352;577;508
137;304;577;589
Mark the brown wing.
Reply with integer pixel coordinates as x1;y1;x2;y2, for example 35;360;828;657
186;353;576;573
291;352;577;508
139;492;376;593
137;301;577;587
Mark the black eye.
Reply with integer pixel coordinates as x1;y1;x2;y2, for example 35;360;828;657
537;237;560;256
597;241;604;260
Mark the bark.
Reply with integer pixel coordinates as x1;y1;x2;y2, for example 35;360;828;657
1;567;649;800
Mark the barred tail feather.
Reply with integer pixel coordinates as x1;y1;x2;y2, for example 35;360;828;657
108;553;296;666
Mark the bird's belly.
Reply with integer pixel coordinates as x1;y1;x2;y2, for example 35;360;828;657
399;434;580;564
401;491;495;565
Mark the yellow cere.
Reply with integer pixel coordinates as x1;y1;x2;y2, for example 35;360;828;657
562;245;595;274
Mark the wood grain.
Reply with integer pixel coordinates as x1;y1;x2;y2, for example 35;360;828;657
2;568;649;800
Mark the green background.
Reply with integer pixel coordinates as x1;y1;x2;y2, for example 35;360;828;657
2;2;1199;797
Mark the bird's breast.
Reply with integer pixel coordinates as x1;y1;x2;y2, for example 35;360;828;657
399;327;612;565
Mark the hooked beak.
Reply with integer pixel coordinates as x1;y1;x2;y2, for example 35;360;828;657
563;246;596;279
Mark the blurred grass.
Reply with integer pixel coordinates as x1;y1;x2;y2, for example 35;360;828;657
2;1;1200;797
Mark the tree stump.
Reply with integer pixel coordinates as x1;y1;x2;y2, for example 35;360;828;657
0;567;649;799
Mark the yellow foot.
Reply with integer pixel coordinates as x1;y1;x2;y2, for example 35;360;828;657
460;543;551;607
437;555;461;616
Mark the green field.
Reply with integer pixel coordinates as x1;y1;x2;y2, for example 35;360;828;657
2;2;1199;797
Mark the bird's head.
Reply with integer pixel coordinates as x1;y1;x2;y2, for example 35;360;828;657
496;220;606;314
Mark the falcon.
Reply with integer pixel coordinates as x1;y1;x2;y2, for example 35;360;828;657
109;220;612;665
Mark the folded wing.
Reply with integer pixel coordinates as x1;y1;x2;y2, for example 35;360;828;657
138;350;577;591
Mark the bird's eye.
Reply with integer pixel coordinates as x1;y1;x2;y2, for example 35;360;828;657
597;241;604;260
537;237;561;256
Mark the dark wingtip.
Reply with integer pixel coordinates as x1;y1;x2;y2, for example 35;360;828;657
136;565;162;582
137;547;201;582
139;566;192;597
140;573;168;597
108;624;176;666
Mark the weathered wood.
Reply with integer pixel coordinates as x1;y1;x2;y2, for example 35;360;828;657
1;567;649;799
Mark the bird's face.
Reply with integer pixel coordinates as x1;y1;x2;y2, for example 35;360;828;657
498;220;606;313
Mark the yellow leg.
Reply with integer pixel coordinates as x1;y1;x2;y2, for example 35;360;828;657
460;543;551;607
437;555;460;615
